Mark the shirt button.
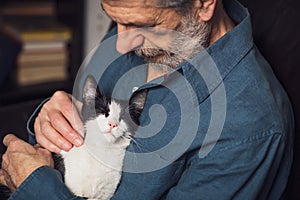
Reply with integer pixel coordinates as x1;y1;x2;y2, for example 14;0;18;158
132;86;139;93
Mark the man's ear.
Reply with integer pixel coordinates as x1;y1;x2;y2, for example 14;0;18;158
197;0;217;22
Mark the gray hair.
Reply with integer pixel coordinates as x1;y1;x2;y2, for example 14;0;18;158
154;0;203;15
155;0;193;7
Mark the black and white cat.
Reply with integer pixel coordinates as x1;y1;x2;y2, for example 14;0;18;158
58;75;146;199
0;75;147;200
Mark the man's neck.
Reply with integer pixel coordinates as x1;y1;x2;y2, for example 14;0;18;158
209;5;235;45
146;63;166;82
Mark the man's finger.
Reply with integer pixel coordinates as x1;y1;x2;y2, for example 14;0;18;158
3;134;22;147
0;169;8;186
3;134;30;153
2;153;8;169
0;169;16;191
61;101;84;137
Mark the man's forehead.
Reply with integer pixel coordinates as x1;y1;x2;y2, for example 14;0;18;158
101;0;187;8
101;0;155;8
101;0;162;25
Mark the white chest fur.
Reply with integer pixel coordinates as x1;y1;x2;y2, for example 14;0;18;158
61;119;131;199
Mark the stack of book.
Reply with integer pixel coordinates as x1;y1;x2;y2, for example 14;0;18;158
0;1;56;17
1;0;72;86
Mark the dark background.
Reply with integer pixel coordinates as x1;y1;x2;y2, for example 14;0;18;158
0;0;300;199
238;0;300;198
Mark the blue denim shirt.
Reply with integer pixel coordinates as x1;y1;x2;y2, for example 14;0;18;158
15;0;294;199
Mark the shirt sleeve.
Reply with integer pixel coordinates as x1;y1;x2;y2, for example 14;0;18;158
9;166;84;200
26;98;50;145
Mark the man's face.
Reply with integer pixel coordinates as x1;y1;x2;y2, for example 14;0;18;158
102;0;211;69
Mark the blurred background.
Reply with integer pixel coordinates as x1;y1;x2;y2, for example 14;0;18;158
0;0;111;106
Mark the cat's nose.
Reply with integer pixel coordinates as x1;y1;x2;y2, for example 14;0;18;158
108;122;117;129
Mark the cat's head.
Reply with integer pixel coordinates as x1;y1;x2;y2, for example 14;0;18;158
81;75;147;143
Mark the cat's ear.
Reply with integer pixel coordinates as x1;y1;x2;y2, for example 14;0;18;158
130;89;147;111
129;89;148;124
82;75;102;105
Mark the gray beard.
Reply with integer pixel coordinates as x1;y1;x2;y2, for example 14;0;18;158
135;15;211;72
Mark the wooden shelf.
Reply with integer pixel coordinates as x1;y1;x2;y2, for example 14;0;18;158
0;2;55;16
0;0;84;87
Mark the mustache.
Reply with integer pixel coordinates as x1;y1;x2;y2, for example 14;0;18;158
135;47;174;58
134;16;212;69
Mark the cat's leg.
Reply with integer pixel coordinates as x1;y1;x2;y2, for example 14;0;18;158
89;172;121;200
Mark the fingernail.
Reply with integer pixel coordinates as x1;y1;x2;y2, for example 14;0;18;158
50;145;62;154
77;129;85;137
74;138;83;147
62;143;72;151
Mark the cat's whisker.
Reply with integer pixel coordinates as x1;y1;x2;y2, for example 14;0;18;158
120;135;128;140
120;135;142;159
129;137;139;146
129;138;144;156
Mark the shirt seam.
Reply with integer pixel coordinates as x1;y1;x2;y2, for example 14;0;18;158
199;128;284;159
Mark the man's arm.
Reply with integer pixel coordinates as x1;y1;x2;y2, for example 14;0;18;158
8;166;82;200
162;133;288;199
110;131;291;200
0;134;84;200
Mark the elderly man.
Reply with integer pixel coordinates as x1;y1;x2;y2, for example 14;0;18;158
0;0;294;199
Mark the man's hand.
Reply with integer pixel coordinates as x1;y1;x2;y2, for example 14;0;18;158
0;134;54;189
0;169;16;192
34;91;84;153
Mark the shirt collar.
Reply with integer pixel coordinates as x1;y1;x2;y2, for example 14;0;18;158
180;0;254;104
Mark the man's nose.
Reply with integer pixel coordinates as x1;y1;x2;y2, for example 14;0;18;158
116;24;145;54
